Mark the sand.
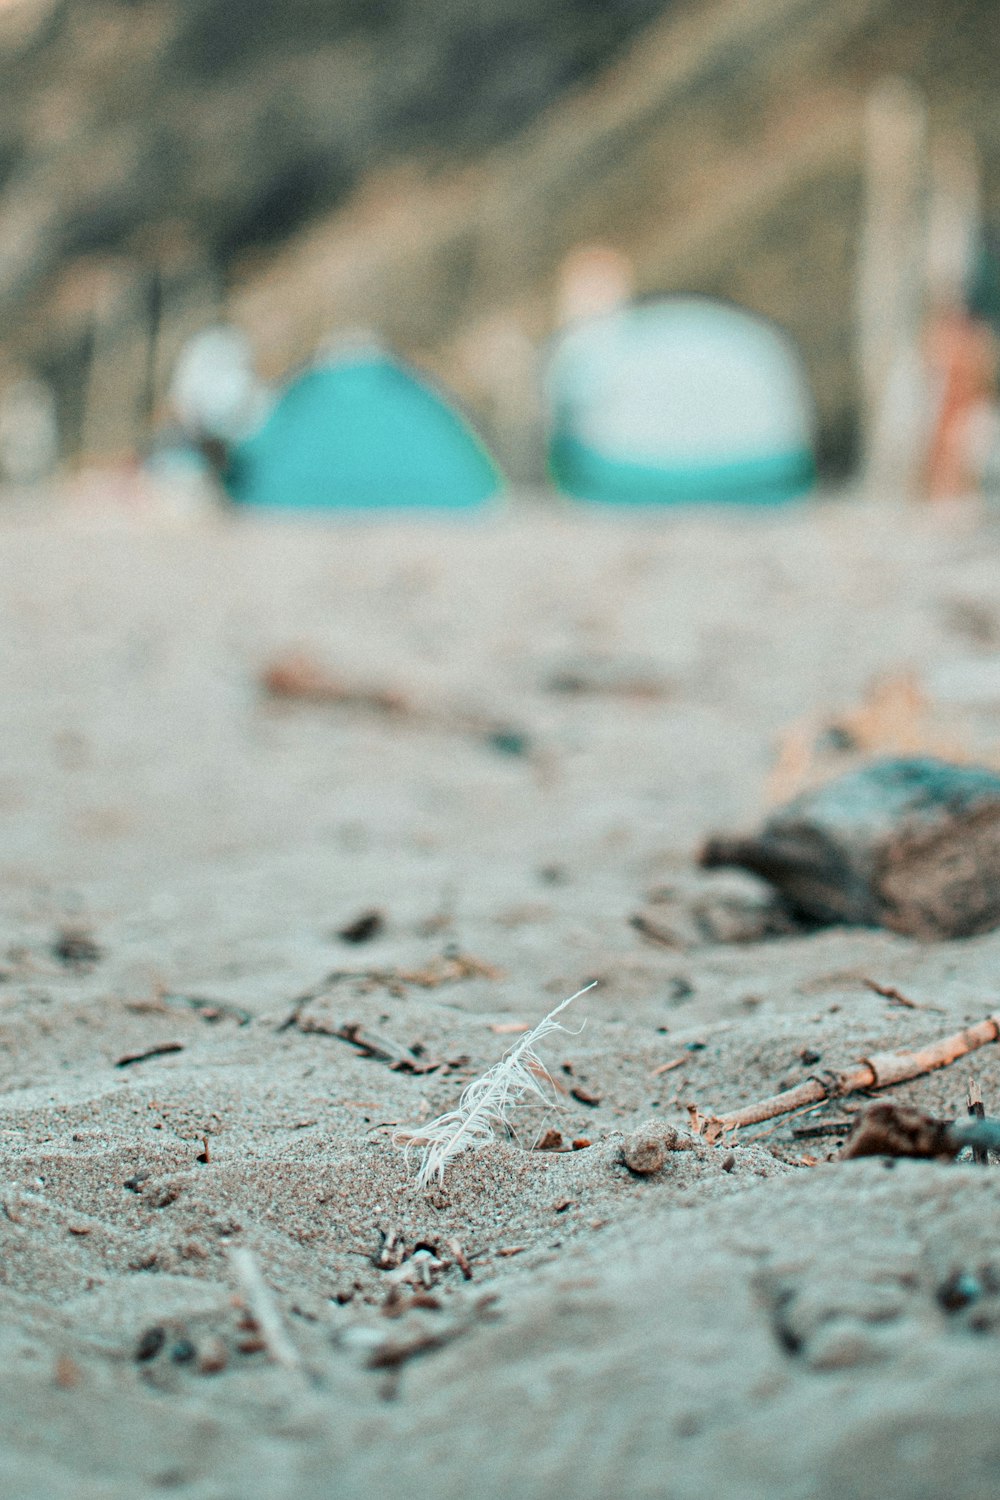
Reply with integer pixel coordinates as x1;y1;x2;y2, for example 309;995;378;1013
3;494;1000;1498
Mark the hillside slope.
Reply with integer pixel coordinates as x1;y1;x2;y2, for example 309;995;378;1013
0;0;997;472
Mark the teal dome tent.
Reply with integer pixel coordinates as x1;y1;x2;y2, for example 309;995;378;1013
226;352;502;510
545;297;816;505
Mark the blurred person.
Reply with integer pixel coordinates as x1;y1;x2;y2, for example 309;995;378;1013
923;302;998;500
0;376;59;487
168;324;272;455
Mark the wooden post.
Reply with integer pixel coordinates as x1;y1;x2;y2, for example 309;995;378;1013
77;260;152;465
857;78;929;501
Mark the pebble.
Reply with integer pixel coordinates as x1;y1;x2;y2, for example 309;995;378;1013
622;1120;698;1175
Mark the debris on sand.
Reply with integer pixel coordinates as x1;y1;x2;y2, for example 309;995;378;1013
336;909;385;945
260;649;407;714
397;984;593;1189
279;949;505;1019
701;757;1000;939
622;1120;699;1175
702;1010;1000;1133
300;1018;443;1075
260;649;533;762
766;672;967;804
840;1100;1000;1162
544;655;671;700
115;1042;185;1069
631;877;801;949
229;1247;303;1374
52;926;103;971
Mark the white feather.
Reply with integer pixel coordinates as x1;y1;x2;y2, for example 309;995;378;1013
397;983;594;1190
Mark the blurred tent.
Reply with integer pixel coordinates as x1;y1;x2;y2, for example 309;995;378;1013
224;349;502;510
545;297;816;504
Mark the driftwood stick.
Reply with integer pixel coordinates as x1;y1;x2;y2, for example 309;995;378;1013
229;1247;303;1373
713;1013;1000;1131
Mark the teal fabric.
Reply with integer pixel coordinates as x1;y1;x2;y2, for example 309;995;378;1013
549;433;815;506
545;296;817;506
227;357;502;510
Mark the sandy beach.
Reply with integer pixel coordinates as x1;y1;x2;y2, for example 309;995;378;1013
3;495;1000;1498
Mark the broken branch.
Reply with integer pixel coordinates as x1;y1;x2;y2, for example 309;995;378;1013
863;978;919;1008
229;1247;303;1374
967;1077;990;1164
708;1012;1000;1131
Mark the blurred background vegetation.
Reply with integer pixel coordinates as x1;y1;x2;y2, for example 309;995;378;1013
0;0;998;482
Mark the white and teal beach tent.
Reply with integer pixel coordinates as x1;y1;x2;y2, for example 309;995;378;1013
225;350;502;510
545;297;816;505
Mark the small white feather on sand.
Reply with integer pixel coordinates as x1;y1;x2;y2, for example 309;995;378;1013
397;983;595;1190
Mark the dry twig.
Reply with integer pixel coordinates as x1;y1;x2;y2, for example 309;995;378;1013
114;1042;184;1068
863;978;919;1008
261;651;406;714
229;1248;302;1373
703;1012;1000;1134
967;1077;990;1164
319;1020;441;1074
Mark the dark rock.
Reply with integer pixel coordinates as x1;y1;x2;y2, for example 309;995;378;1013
840;1101;957;1162
937;1271;984;1312
337;908;385;944
52;925;103;970
135;1325;166;1362
700;758;1000;940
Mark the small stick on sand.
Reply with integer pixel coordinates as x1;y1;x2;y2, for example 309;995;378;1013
863;978;919;1008
707;1012;1000;1132
967;1077;990;1164
229;1248;302;1373
791;1119;855;1139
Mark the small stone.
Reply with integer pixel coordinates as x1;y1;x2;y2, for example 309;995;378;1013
623;1132;664;1174
937;1270;983;1312
52;926;103;970
804;1319;889;1370
54;1354;81;1388
622;1120;697;1174
196;1336;228;1375
337;908;385;945
135;1325;166;1362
